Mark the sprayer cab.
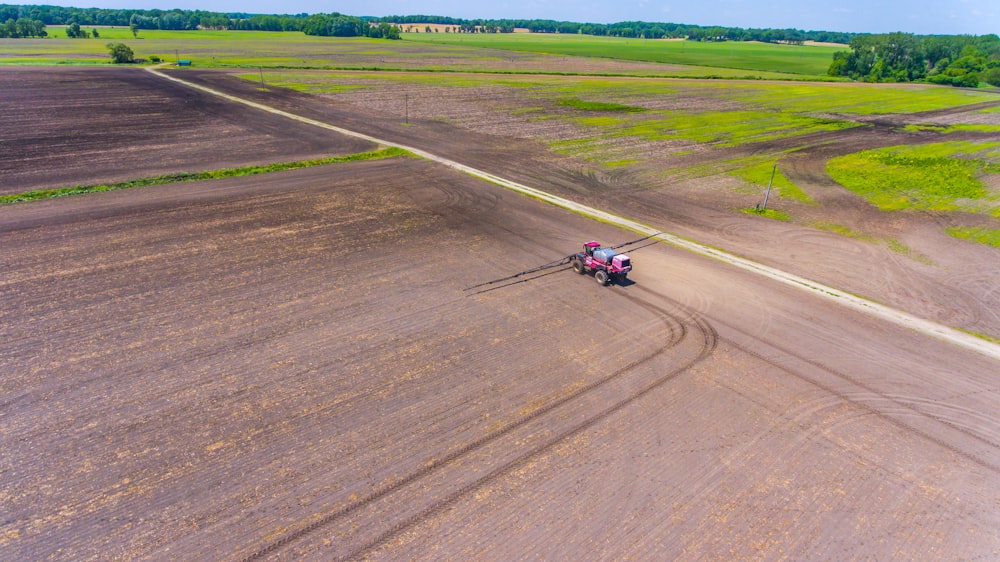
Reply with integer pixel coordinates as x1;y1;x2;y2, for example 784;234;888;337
572;241;632;286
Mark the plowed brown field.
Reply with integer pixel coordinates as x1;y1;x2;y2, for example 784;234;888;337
0;67;374;194
2;67;999;560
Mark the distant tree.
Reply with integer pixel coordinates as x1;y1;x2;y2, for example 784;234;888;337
65;22;88;38
130;22;138;38
106;42;134;63
425;25;431;33
91;27;99;38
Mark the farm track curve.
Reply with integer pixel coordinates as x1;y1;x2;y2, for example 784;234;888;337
243;293;716;560
629;283;1000;475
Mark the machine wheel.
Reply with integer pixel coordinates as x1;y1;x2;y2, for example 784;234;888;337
595;270;609;286
571;259;585;274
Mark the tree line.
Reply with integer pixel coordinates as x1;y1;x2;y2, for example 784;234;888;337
828;33;1000;87
0;5;402;38
0;15;44;36
1;4;853;43
381;14;854;43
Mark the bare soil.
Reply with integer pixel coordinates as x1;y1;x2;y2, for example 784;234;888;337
2;67;999;560
0;67;374;195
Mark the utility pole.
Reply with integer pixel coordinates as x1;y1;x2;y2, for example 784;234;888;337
760;164;777;211
405;93;408;124
258;67;265;89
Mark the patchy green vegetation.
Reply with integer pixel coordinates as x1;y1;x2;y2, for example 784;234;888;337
714;82;997;114
741;207;791;221
619;111;856;146
883;237;934;263
0;147;409;205
811;221;876;240
557;98;645;112
267;73;997;143
730;159;814;203
947;226;1000;248
826;141;1000;212
806;222;933;263
903;123;1000;134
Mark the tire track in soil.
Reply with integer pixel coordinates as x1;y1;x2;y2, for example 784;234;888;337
630;280;1000;474
725;334;1000;474
607;284;1000;561
240;295;717;560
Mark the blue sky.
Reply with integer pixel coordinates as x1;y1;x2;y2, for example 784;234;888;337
58;0;999;35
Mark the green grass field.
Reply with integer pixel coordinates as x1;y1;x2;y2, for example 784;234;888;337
402;32;841;77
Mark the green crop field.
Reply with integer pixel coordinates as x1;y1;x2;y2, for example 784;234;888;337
403;32;842;77
0;27;497;67
2;27;841;80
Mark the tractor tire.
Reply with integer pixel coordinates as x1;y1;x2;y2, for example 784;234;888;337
595;270;609;286
571;259;585;274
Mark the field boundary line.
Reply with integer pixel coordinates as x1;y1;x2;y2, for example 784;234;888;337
146;66;1000;362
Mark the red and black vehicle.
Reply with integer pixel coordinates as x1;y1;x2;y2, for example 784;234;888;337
464;234;655;293
570;241;632;286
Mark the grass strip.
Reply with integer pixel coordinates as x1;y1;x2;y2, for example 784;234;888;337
958;328;1000;344
557;99;646;112
0;147;409;205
